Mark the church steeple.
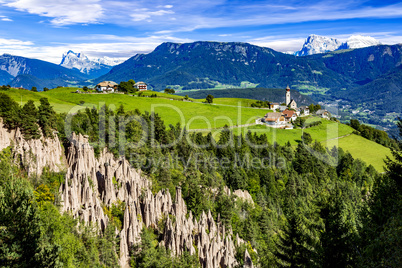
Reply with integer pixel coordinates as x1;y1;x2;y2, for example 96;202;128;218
285;85;291;106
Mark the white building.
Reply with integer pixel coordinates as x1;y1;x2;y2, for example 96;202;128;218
299;106;310;116
96;81;117;93
264;112;286;125
134;81;148;91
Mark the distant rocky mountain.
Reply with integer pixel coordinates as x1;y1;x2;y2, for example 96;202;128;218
60;50;122;78
341;35;381;49
0;53;88;89
295;34;381;56
295;35;343;56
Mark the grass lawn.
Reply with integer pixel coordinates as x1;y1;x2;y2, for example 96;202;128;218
326;134;391;172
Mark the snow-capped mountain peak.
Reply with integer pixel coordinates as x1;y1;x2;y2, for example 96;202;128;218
295;34;381;56
342;35;381;49
295;34;342;56
60;50;123;74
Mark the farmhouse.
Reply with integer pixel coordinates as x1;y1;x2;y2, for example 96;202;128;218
316;109;330;119
264;112;286;125
299;106;310;116
282;109;297;122
134;81;148;91
269;102;280;110
96;81;117;93
278;105;288;112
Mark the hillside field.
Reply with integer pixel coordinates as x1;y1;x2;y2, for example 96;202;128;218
220;119;391;172
326;134;392;172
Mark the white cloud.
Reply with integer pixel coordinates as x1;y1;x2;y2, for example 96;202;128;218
249;37;306;53
157;4;173;9
0;38;33;49
131;9;174;22
0;34;192;63
0;15;12;21
3;0;103;25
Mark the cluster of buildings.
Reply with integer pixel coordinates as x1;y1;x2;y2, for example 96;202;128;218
94;81;148;93
259;86;329;128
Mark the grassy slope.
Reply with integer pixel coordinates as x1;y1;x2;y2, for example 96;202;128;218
197;98;260;107
230;119;390;172
232;119;354;145
326;134;391;172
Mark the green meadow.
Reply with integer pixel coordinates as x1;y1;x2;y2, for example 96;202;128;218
232;119;354;145
221;120;390;172
326;134;392;172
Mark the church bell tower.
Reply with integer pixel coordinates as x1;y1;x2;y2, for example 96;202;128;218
285;85;291;106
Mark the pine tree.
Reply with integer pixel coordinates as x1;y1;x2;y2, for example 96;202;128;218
320;192;356;267
275;213;316;267
38;98;57;138
20;100;41;140
0;177;60;267
0;93;20;129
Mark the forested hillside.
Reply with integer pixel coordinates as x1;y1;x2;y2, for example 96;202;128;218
0;92;401;267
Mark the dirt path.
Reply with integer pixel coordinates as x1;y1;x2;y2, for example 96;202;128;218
325;133;352;141
188;123;258;132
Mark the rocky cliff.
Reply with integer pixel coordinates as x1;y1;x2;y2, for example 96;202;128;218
59;133;248;267
0;120;65;177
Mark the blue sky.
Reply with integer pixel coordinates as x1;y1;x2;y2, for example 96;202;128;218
0;0;401;63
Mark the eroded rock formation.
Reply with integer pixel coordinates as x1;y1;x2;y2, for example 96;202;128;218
59;133;244;267
0;120;65;176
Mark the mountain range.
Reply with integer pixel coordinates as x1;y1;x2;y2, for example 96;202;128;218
295;34;381;56
0;37;401;129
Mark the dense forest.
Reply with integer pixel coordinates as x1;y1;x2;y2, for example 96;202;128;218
0;92;401;267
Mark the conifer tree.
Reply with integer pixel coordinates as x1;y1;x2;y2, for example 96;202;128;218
320;191;356;267
38;98;57;138
0;93;20;129
275;213;316;267
20;100;41;140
